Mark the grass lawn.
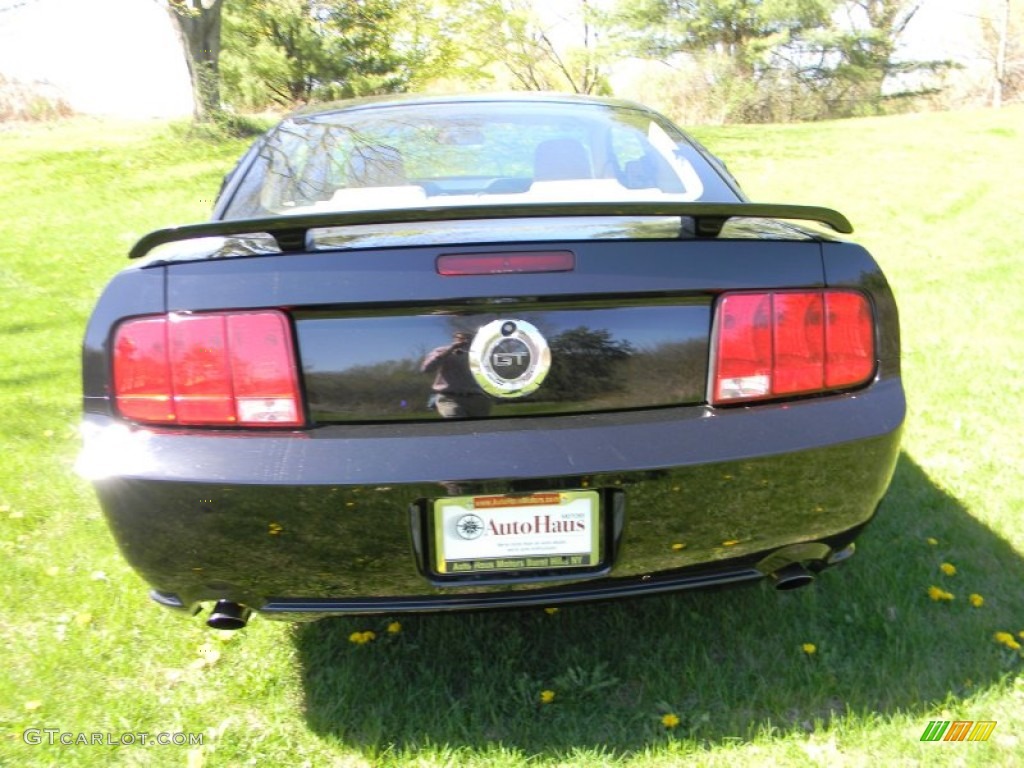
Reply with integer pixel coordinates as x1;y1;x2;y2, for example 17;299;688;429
1;107;1022;767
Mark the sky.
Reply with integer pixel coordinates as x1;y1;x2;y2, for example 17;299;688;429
0;0;192;117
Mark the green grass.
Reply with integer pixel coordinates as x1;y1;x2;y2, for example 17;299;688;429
1;107;1022;766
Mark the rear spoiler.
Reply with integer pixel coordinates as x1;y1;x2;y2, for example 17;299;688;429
128;202;852;260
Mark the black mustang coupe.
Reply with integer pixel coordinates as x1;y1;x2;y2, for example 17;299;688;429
79;94;904;629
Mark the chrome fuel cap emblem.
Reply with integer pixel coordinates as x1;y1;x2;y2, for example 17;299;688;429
469;319;551;398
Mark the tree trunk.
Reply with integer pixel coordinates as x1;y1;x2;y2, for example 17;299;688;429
167;0;224;122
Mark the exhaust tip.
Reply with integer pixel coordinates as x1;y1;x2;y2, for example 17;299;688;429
768;562;815;591
206;600;252;630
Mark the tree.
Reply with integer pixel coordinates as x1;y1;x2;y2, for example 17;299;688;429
221;0;417;108
164;0;224;121
613;0;835;78
442;0;611;94
980;0;1023;107
613;0;955;121
612;0;839;121
816;0;952;113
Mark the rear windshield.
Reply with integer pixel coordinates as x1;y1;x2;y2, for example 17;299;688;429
221;100;741;219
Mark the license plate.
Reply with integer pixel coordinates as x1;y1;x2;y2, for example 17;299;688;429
433;491;600;575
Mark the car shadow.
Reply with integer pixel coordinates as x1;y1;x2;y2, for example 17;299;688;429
293;451;1024;755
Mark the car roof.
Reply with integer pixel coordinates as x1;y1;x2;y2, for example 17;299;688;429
289;92;662;120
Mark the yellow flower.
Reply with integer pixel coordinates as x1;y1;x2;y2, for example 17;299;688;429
24;700;42;711
721;539;739;547
926;537;938;546
969;593;984;608
802;643;817;655
661;713;681;729
540;689;555;704
927;586;954;602
74;612;93;627
543;607;559;615
671;543;687;551
268;522;283;535
194;644;221;667
994;632;1021;651
348;630;376;645
939;562;956;576
386;621;401;635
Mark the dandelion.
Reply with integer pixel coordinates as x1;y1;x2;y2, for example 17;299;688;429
543;607;559;615
671;543;687;551
927;586;954;602
661;713;681;729
926;537;938;546
540;689;555;704
939;562;956;576
24;700;42;711
802;643;817;655
74;612;93;627
386;621;402;635
721;539;739;547
348;630;376;645
44;566;60;577
969;593;984;608
994;632;1021;651
193;644;221;668
267;522;283;535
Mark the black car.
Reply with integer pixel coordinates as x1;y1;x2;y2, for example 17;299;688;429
79;94;904;630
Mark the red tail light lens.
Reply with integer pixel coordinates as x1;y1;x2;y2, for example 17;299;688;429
824;292;875;387
713;294;772;401
113;311;302;427
712;290;874;405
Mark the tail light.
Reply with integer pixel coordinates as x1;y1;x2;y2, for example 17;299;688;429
712;290;874;405
113;311;303;427
437;251;575;275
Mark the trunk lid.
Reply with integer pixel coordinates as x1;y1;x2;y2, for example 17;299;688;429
164;238;825;424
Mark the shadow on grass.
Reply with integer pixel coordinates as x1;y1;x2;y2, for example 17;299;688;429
294;451;1023;756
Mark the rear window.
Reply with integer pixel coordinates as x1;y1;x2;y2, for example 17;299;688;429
221;100;741;219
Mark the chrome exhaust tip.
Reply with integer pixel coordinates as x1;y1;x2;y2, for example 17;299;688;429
767;562;815;591
755;542;832;592
206;600;252;630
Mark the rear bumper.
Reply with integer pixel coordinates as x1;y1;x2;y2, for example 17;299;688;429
81;377;904;617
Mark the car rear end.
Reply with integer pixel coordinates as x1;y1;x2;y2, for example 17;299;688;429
79;96;904;627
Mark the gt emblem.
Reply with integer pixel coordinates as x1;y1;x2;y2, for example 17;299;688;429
469;319;551;398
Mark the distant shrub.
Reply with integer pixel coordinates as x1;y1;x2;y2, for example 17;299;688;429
0;74;74;122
